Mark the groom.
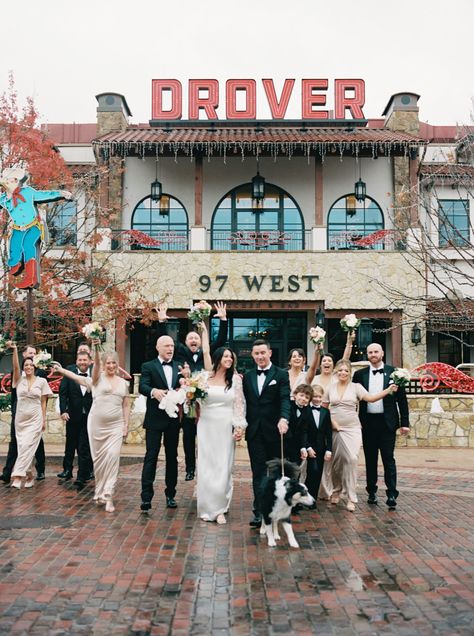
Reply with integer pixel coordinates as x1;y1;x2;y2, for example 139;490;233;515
139;335;183;512
243;339;291;527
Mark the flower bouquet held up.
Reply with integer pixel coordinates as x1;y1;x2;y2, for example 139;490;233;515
309;326;326;346
340;314;361;333
33;350;55;371
182;371;209;418
187;300;212;325
390;368;411;388
0;334;8;354
82;322;105;350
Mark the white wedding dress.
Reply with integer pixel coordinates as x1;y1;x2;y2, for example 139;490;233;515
197;373;247;521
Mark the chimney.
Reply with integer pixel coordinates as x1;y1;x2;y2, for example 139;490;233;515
96;93;132;136
382;92;420;135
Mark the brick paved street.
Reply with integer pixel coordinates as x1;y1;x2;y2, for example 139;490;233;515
0;449;473;635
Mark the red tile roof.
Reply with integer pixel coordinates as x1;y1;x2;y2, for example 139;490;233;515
93;125;423;158
420;163;474;179
42;123;97;144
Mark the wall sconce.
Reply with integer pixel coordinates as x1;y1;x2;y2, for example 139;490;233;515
354;178;366;202
159;195;170;216
315;306;326;328
151;161;162;202
346;194;357;217
411;323;422;345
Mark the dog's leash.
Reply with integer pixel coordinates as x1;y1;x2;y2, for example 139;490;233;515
280;432;285;475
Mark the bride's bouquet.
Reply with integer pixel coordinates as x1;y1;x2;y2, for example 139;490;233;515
340;313;361;333
182;371;209;418
82;321;105;350
309;326;326;346
33;350;55;371
390;368;411;388
187;300;212;325
158;388;186;418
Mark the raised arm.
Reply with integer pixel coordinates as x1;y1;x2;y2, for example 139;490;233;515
305;344;322;385
199;322;212;371
91;343;101;385
10;342;20;388
53;364;89;388
342;331;355;361
210;302;228;353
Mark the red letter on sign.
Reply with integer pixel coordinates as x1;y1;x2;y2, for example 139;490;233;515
226;80;256;119
301;79;328;119
334;79;365;119
151;80;182;120
189;79;219;120
262;79;295;119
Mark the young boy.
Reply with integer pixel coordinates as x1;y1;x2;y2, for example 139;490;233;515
305;384;332;509
286;384;314;465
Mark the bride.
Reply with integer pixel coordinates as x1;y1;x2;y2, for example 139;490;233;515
196;322;247;524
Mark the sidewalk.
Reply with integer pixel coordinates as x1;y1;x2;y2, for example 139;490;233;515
0;448;473;635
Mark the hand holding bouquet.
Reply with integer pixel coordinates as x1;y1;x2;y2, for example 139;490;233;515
340;313;361;333
309;326;326;347
182;371;209;418
82;322;105;350
188;300;212;325
390;368;411;388
33;350;55;371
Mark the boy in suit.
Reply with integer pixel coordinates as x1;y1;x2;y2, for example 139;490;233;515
286;384;314;465
305;384;333;509
243;339;291;527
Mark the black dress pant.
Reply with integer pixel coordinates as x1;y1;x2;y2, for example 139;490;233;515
2;417;45;478
63;414;93;481
306;455;325;500
181;415;196;472
362;413;398;499
247;430;281;514
141;425;180;503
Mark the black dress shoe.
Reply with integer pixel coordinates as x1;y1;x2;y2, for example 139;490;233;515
88;472;95;481
140;502;152;512
74;480;86;490
249;514;262;527
386;497;397;509
185;470;195;481
367;494;378;505
57;470;72;480
166;497;177;508
0;474;11;484
36;472;45;481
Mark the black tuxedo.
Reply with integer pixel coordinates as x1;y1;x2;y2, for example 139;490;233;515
139;357;183;503
304;405;332;499
243;364;291;514
58;365;93;480
286;401;312;464
156;319;228;472
2;368;47;479
353;364;410;499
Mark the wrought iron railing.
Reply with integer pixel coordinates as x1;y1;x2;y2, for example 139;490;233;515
210;229;309;251
110;229;189;251
328;229;406;251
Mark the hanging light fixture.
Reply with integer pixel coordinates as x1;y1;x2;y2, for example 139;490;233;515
252;158;265;213
159;194;170;216
151;160;162;202
411;323;422;345
315;305;326;328
354;159;366;202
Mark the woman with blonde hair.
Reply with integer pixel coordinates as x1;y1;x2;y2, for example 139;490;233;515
55;342;129;512
322;358;397;511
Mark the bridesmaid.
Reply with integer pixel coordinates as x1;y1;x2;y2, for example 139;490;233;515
322;359;396;511
55;341;129;512
9;342;52;489
287;347;320;394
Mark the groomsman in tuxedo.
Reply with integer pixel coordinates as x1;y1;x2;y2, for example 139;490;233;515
304;384;332;509
243;339;291;527
353;343;410;509
139;335;183;512
156;301;228;481
57;350;94;488
0;344;46;483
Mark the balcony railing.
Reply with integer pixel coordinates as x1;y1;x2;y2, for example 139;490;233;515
210;229;309;251
328;229;405;251
110;229;189;251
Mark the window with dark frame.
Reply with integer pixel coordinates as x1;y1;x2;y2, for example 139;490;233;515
131;195;188;251
438;199;470;247
327;194;384;250
48;200;78;246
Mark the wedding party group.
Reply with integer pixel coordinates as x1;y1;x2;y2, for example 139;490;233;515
0;300;410;526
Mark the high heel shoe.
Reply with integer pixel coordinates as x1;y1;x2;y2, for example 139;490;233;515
329;494;340;505
24;478;35;488
105;500;115;513
216;514;227;525
10;478;22;489
346;501;356;512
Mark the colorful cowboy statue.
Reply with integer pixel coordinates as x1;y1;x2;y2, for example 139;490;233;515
0;166;72;289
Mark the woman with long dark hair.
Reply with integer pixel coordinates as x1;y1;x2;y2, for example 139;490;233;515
195;323;247;524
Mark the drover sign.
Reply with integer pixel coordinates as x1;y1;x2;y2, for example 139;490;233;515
151;78;365;121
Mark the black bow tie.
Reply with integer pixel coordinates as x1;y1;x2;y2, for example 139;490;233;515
311;406;321;411
78;373;88;377
257;369;269;376
372;369;384;375
161;361;172;366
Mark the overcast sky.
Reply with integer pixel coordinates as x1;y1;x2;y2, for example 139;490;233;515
2;0;472;126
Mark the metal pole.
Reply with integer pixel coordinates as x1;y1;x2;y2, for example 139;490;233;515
26;288;34;344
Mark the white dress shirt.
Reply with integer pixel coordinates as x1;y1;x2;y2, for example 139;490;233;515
257;363;272;395
367;365;384;414
158;357;173;389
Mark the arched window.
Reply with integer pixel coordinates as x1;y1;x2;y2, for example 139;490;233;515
211;183;304;250
130;195;188;250
327;195;384;250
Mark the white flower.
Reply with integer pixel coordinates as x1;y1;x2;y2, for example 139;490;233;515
390;368;411;387
309;326;326;345
32;350;53;370
82;322;104;339
340;314;361;332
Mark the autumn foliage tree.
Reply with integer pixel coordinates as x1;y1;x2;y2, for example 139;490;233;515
0;75;155;356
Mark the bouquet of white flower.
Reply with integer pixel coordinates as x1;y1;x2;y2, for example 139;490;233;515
183;371;209;418
82;322;105;349
309;326;326;346
340;313;361;333
33;350;54;371
187;300;212;325
390;368;411;388
158;388;186;418
0;334;7;354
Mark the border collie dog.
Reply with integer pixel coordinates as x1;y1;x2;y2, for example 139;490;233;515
260;459;315;548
